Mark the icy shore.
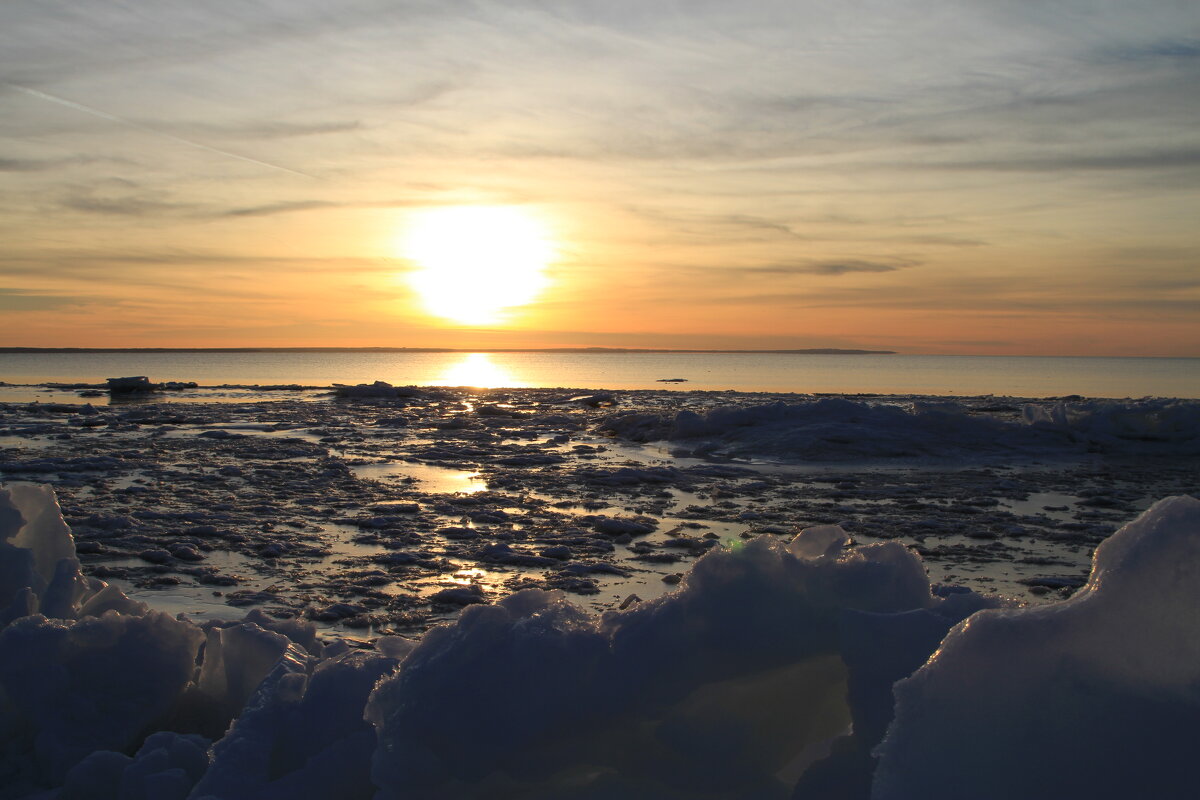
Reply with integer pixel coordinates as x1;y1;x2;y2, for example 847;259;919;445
1;482;1198;799
1;389;1196;626
0;389;1197;797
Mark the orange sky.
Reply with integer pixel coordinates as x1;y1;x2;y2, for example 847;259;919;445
2;2;1198;356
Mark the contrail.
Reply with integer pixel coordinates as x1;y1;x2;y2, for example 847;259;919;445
5;83;316;179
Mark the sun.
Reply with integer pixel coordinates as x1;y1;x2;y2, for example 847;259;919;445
401;205;555;325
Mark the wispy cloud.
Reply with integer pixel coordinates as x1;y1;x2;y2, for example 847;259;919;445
59;192;196;217
0;156;93;172
176;119;365;140
897;147;1200;173
746;259;919;276
0;288;93;311
221;200;343;218
5;83;317;178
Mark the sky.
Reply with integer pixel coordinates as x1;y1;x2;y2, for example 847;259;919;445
1;0;1198;356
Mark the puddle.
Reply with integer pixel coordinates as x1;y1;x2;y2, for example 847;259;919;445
588;567;682;610
314;522;391;562
996;491;1080;521
352;461;488;494
155;425;329;444
116;588;256;622
0;435;59;450
413;564;506;598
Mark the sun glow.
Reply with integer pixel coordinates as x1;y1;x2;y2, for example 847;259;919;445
401;205;555;325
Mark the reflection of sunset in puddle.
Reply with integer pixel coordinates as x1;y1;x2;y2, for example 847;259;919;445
416;565;503;599
448;567;491;587
351;461;488;494
432;353;523;388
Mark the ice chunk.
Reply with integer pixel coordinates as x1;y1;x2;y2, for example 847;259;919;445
368;532;938;798
367;590;613;797
601;399;1056;460
787;524;850;560
331;381;421;399
873;496;1200;799
3;483;75;587
1021;398;1200;454
602;398;1200;460
194;646;399;800
197;622;293;722
189;643;309;799
791;588;1001;798
0;610;204;784
59;750;132;800
240;608;321;655
0;482;140;623
106;376;155;393
78;583;149;619
59;732;212;800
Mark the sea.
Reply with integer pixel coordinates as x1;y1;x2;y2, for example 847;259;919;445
0;351;1197;400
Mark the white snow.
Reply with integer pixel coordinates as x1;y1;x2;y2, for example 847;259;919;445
872;494;1200;799
1;482;1198;798
365;526;963;799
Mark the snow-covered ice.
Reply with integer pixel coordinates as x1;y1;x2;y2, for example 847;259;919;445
873;494;1200;799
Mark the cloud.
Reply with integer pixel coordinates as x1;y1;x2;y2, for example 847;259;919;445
220;200;343;218
749;259;918;276
0;157;78;172
179;119;365;140
0;251;398;283
623;207;808;243
1096;38;1200;64
701;279;1200;322
58;191;195;217
0;288;92;311
905;147;1200;173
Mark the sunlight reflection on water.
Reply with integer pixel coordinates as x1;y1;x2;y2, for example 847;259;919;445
350;461;488;494
430;352;525;388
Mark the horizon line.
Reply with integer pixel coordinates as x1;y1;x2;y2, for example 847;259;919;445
0;346;897;355
1;347;1195;358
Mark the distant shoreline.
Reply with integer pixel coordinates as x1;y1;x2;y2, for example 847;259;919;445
0;346;897;355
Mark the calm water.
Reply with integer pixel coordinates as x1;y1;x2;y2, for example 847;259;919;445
0;351;1197;398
